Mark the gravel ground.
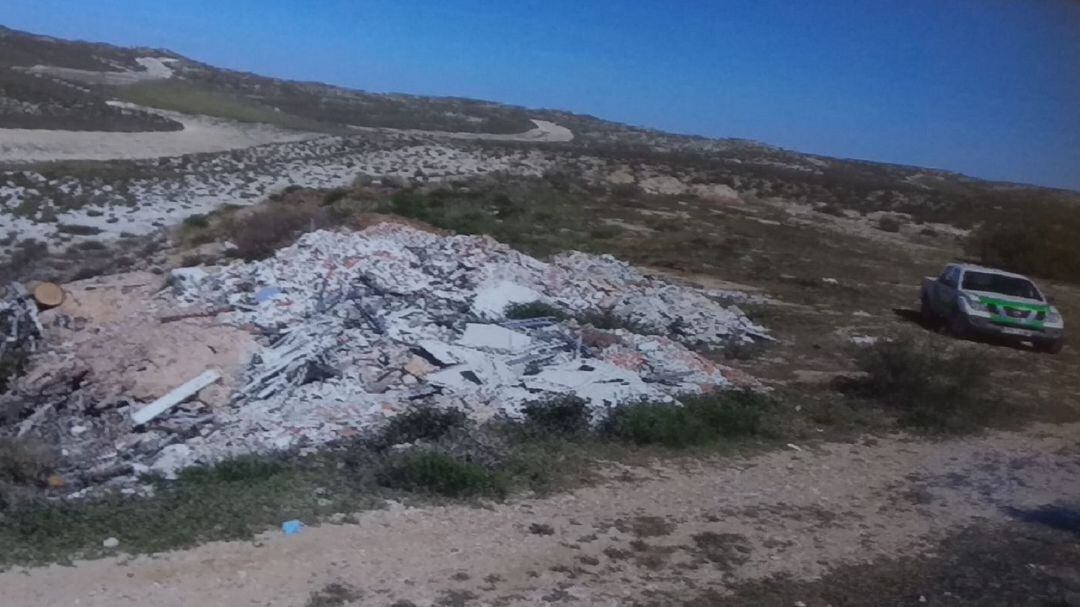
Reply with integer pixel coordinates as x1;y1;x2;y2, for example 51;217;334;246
3;422;1077;606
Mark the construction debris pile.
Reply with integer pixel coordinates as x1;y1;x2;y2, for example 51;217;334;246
2;222;768;487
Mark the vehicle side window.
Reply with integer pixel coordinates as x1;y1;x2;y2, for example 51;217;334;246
940;267;958;288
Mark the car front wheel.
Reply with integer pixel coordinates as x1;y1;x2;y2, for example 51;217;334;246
1036;339;1065;354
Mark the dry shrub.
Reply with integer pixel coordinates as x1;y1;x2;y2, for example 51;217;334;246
853;337;999;431
966;200;1080;283
0;438;58;486
229;204;315;261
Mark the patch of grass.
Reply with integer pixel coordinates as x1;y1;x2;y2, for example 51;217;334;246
0;346;30;395
374;406;468;449
177;454;287;484
577;309;646;333
56;223;103;236
504;301;568;321
520;395;592;437
375;452;507;498
229;204;314;261
0;452;382;567
876;216;902;233
600;391;771;448
689;531;753;570
615;515;676;538
182;213;210;229
966;199;1080;283
322;188;349;206
852;336;1000;431
380;179;596;258
0;386;874;569
304;582;361;607
118;80;334;132
0;438;57;486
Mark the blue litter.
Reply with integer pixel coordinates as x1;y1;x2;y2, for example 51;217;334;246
255;287;284;304
281;519;304;535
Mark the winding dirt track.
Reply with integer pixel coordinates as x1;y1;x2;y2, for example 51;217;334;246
4;423;1077;606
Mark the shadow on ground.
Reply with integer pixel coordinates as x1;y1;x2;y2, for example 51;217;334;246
891;307;1040;354
1006;503;1080;537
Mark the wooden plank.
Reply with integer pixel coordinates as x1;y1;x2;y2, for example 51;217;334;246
131;370;220;425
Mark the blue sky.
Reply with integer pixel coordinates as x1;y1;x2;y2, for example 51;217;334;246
4;0;1079;190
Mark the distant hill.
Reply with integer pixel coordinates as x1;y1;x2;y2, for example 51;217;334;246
0;23;1076;229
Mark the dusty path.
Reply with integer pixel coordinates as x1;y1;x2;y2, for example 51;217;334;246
0;115;571;163
347;119;574;143
4;423;1078;606
0;106;320;163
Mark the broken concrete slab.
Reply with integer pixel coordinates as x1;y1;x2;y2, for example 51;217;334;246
471;281;545;320
458;323;533;353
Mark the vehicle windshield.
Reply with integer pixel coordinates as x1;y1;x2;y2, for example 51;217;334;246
961;271;1042;300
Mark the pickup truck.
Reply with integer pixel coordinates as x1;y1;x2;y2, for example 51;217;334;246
921;263;1065;353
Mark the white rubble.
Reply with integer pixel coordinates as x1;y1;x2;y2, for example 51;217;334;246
150;223;766;465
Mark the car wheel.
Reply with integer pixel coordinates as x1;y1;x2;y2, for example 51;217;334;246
920;295;936;325
947;310;969;339
1037;339;1065;354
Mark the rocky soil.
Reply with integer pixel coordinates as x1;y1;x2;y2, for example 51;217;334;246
2;422;1077;606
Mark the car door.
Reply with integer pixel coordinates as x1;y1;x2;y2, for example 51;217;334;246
936;266;960;315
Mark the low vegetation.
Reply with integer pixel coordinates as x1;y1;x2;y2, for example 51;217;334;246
850;336;1001;431
0;393;780;568
118;80;334;132
966;199;1080;283
601;391;772;448
504;301;568;321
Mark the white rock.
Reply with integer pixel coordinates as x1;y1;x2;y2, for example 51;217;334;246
102;537;119;549
150;444;195;480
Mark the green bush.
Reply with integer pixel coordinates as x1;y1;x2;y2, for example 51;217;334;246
504;301;567;321
376;452;505;497
0;438;57;486
375;406;468;448
520;395;592;436
877;216;902;233
578;309;645;333
321;188;349;206
229;204;314;261
56;223;102;236
177;455;286;485
601;391;770;448
182;213;210;229
853;337;996;430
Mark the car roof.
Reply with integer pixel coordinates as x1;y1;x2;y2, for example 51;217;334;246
947;263;1033;281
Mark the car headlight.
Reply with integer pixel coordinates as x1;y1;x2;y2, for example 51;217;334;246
961;293;988;313
1047;307;1063;324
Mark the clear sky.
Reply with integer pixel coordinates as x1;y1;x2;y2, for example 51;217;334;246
3;1;1079;190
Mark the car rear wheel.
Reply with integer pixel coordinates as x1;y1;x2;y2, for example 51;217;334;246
920;294;936;325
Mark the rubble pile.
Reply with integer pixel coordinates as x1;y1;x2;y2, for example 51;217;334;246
154;224;765;467
3;222;769;486
1;283;44;365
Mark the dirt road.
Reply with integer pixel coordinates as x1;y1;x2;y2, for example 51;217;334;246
4;422;1078;606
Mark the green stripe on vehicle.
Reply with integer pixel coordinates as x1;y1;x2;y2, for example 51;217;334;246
976;297;1049;313
975;296;1048;329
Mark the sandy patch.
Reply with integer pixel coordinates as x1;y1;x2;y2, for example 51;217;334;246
0;106;320;163
35;271;257;407
2;422;1076;606
348;119;573;143
21;56;177;86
